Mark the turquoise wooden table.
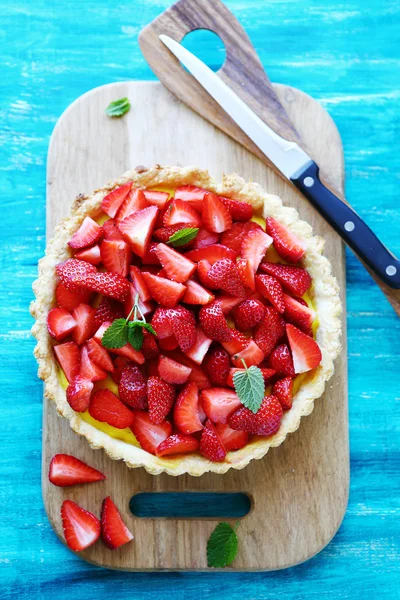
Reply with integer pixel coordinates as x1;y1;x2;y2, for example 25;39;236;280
1;0;399;597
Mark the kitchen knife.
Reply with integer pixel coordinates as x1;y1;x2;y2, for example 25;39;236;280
159;34;400;290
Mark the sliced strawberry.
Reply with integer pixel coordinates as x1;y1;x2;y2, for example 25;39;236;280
156;433;200;457
111;356;130;384
221;329;249;355
56;258;97;292
131;411;172;454
184;326;212;364
153;222;198;245
151;307;174;338
197;259;217;289
189;362;212;390
215;423;249;452
155;243;196;283
163;198;202;227
255;274;285;313
118;205;158;258
158;335;179;351
260;262;312;296
202;192;232;233
93;297;124;329
101;496;133;550
68;217;103;250
268;343;295;377
71;303;96;345
204;346;231;386
124;282;153;319
130;265;151;302
141;242;161;265
207;258;245;298
100;239;132;277
174;382;203;434
55;282;93;312
86;338;114;372
141;330;160;360
80;344;108;382
232;339;264;367
89;389;134;428
167;305;197;352
156;198;172;228
103;336;145;364
118;364;147;409
254;306;285;356
216;295;242;314
286;324;322;373
220;196;253;221
102;218;125;241
81;271;130;301
93;321;112;343
191;228;220;249
74;245;102;265
283;294;315;334
199;419;227;462
236;258;256;291
265;216;306;263
49;453;105;487
185;244;237;264
61;500;100;552
201;388;242;424
226;367;276;388
54;341;80;383
183;279;214;305
158;355;192;384
199;301;233;342
221;221;261;253
101;182;133;218
174;184;207;211
66;376;93;412
47;307;76;341
143;189;170;209
233;299;266;331
145;357;160;378
116;188;150;222
241;228;273;280
229;394;283;436
141;272;186;308
147;376;176;424
273;377;294;410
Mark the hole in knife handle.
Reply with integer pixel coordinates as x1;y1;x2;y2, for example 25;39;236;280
129;492;251;519
181;29;226;72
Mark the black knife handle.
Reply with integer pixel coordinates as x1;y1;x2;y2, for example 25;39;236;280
291;161;400;289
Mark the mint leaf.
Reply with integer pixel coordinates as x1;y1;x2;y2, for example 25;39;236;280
101;319;128;349
128;325;143;350
128;320;157;336
233;364;264;413
207;522;239;568
105;97;131;118
167;227;199;247
142;322;157;336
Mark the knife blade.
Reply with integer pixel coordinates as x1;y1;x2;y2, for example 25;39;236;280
159;34;400;290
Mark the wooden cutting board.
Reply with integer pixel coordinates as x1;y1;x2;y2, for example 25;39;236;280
44;80;348;571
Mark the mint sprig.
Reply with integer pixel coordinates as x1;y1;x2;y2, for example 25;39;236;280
233;360;265;414
105;97;131;118
101;294;156;351
207;522;239;568
167;227;199;247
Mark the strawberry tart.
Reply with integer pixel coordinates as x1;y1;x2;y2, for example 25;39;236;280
31;165;341;476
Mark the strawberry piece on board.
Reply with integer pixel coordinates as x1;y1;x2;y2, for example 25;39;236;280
47;307;77;341
174;382;204;435
259;262;312;296
147;376;176;424
265;216;306;263
233;299;266;331
61;500;100;552
141;272;186;308
49;453;105;487
215;423;249;452
199;419;227;462
71;303;96;345
100;239;132;277
118;205;159;258
199;301;233;342
255;274;285;313
66;376;94;412
54;341;80;383
68;217;103;250
155;243;196;283
286;323;322;373
101;496;133;550
229;394;283;436
158;355;192;385
202;192;232;233
101;182;133;218
163;198;202;227
89;389;135;429
74;244;102;265
116;188;150;222
118;364;147;409
201;388;242;424
273;376;294;410
131;411;172;454
156;433;200;457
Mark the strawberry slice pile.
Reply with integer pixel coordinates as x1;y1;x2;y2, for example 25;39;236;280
48;183;323;463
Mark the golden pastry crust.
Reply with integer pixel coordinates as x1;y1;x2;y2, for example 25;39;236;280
31;165;342;476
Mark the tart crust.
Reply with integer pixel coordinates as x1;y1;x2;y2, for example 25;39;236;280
31;165;342;476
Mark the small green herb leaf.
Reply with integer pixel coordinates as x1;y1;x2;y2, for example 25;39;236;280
101;319;128;349
105;97;131;118
128;325;144;351
233;364;265;413
167;227;199;247
207;522;239;568
127;321;157;336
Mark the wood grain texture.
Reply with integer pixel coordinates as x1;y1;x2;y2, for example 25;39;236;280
43;80;348;571
1;0;399;597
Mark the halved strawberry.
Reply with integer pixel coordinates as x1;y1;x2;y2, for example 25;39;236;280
221;329;249;355
255;274;285;313
116;188;149;222
130;265;151;302
66;376;94;412
100;239;132;277
265;216;306;263
93;297;124;329
118;364;147;409
268;344;295;377
207;258;245;298
174;382;203;434
89;389;134;428
68;217;103;250
80;344;108;382
273;377;294;410
185;244;237;264
202;193;232;233
229;394;283;436
54;341;80;383
86;338;114;372
101;182;133;218
286;324;322;373
61;500;100;552
155;243;196;283
220;196;253;221
254;306;285;356
199;419;227;462
94;324;144;364
111;356;130;384
158;335;179;351
241;228;273;278
184;326;212;364
74;245;102;265
65;266;130;301
47;308;77;341
55;282;93;312
151;307;174;338
102;218;125;241
236;258;256;291
101;496;133;550
141;242;161;265
197;259;217;289
163;198;202;227
141;330;160;360
260;262;312;296
49;453;105;487
143;189;170;209
141;272;186;308
56;258;97;292
215;423;249;452
118;205;158;258
183;279;214;305
233;299;266;331
221;221;261;253
199;301;233;342
226;367;276;388
147;376;176;424
189;362;212;390
131;411;172;454
167;305;197;352
174;184;207;211
232;339;264;367
158;355;192;384
191;228;220;249
71;303;96;345
283;294;315;334
153;222;198;245
201;388;242;424
204;346;231;386
216;295;242;314
156;433;199;457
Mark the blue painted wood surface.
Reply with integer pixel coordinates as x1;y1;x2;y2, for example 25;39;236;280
1;0;399;597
